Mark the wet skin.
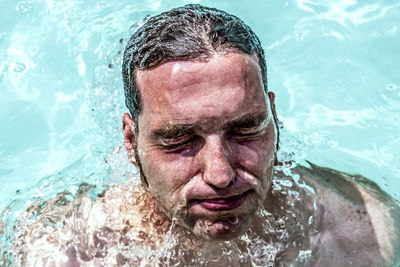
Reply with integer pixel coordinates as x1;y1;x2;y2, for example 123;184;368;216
123;53;278;240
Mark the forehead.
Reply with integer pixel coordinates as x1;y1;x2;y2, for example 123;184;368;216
135;53;267;128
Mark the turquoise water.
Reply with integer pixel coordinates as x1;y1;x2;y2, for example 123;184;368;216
0;0;399;244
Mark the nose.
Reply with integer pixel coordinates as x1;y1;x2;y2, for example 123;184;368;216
201;135;235;189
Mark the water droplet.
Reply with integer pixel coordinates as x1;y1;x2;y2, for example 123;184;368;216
386;83;398;92
13;62;25;73
97;2;106;8
16;1;33;14
294;31;304;41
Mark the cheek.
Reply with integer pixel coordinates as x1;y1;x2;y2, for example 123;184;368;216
234;137;276;173
140;150;195;199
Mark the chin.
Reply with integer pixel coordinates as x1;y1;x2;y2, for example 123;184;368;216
191;214;253;241
183;191;262;240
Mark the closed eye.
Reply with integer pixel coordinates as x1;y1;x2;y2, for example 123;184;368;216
159;136;199;153
227;127;265;142
228;128;263;139
224;112;268;140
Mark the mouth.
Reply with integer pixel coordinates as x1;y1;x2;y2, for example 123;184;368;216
191;191;250;211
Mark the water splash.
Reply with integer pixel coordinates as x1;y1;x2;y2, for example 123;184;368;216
0;152;317;266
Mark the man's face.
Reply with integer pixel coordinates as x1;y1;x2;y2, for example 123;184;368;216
123;53;277;240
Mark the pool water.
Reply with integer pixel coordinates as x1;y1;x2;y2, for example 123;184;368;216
1;0;399;263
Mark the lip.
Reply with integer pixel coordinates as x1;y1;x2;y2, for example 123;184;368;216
191;191;250;211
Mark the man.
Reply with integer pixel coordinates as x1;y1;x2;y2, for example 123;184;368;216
120;4;400;265
7;4;400;266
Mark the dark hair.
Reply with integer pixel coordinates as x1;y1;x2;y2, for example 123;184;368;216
122;4;267;126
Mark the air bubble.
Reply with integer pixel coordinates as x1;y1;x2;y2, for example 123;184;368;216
386;83;398;92
13;62;25;73
97;2;106;9
16;1;33;14
294;31;305;41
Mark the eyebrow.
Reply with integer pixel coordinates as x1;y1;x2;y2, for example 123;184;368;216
152;124;201;140
223;112;268;130
152;112;268;140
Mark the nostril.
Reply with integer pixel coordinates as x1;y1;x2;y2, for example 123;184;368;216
208;180;234;190
204;170;236;189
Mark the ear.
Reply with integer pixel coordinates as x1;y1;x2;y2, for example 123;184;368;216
268;91;280;152
122;112;138;166
267;91;278;123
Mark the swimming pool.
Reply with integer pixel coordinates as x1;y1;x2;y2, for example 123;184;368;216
1;0;399;262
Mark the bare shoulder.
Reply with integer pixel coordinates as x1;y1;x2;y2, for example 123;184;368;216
100;182;171;247
293;162;400;266
7;183;170;266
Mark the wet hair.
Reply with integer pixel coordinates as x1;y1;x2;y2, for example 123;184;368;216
122;4;267;126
